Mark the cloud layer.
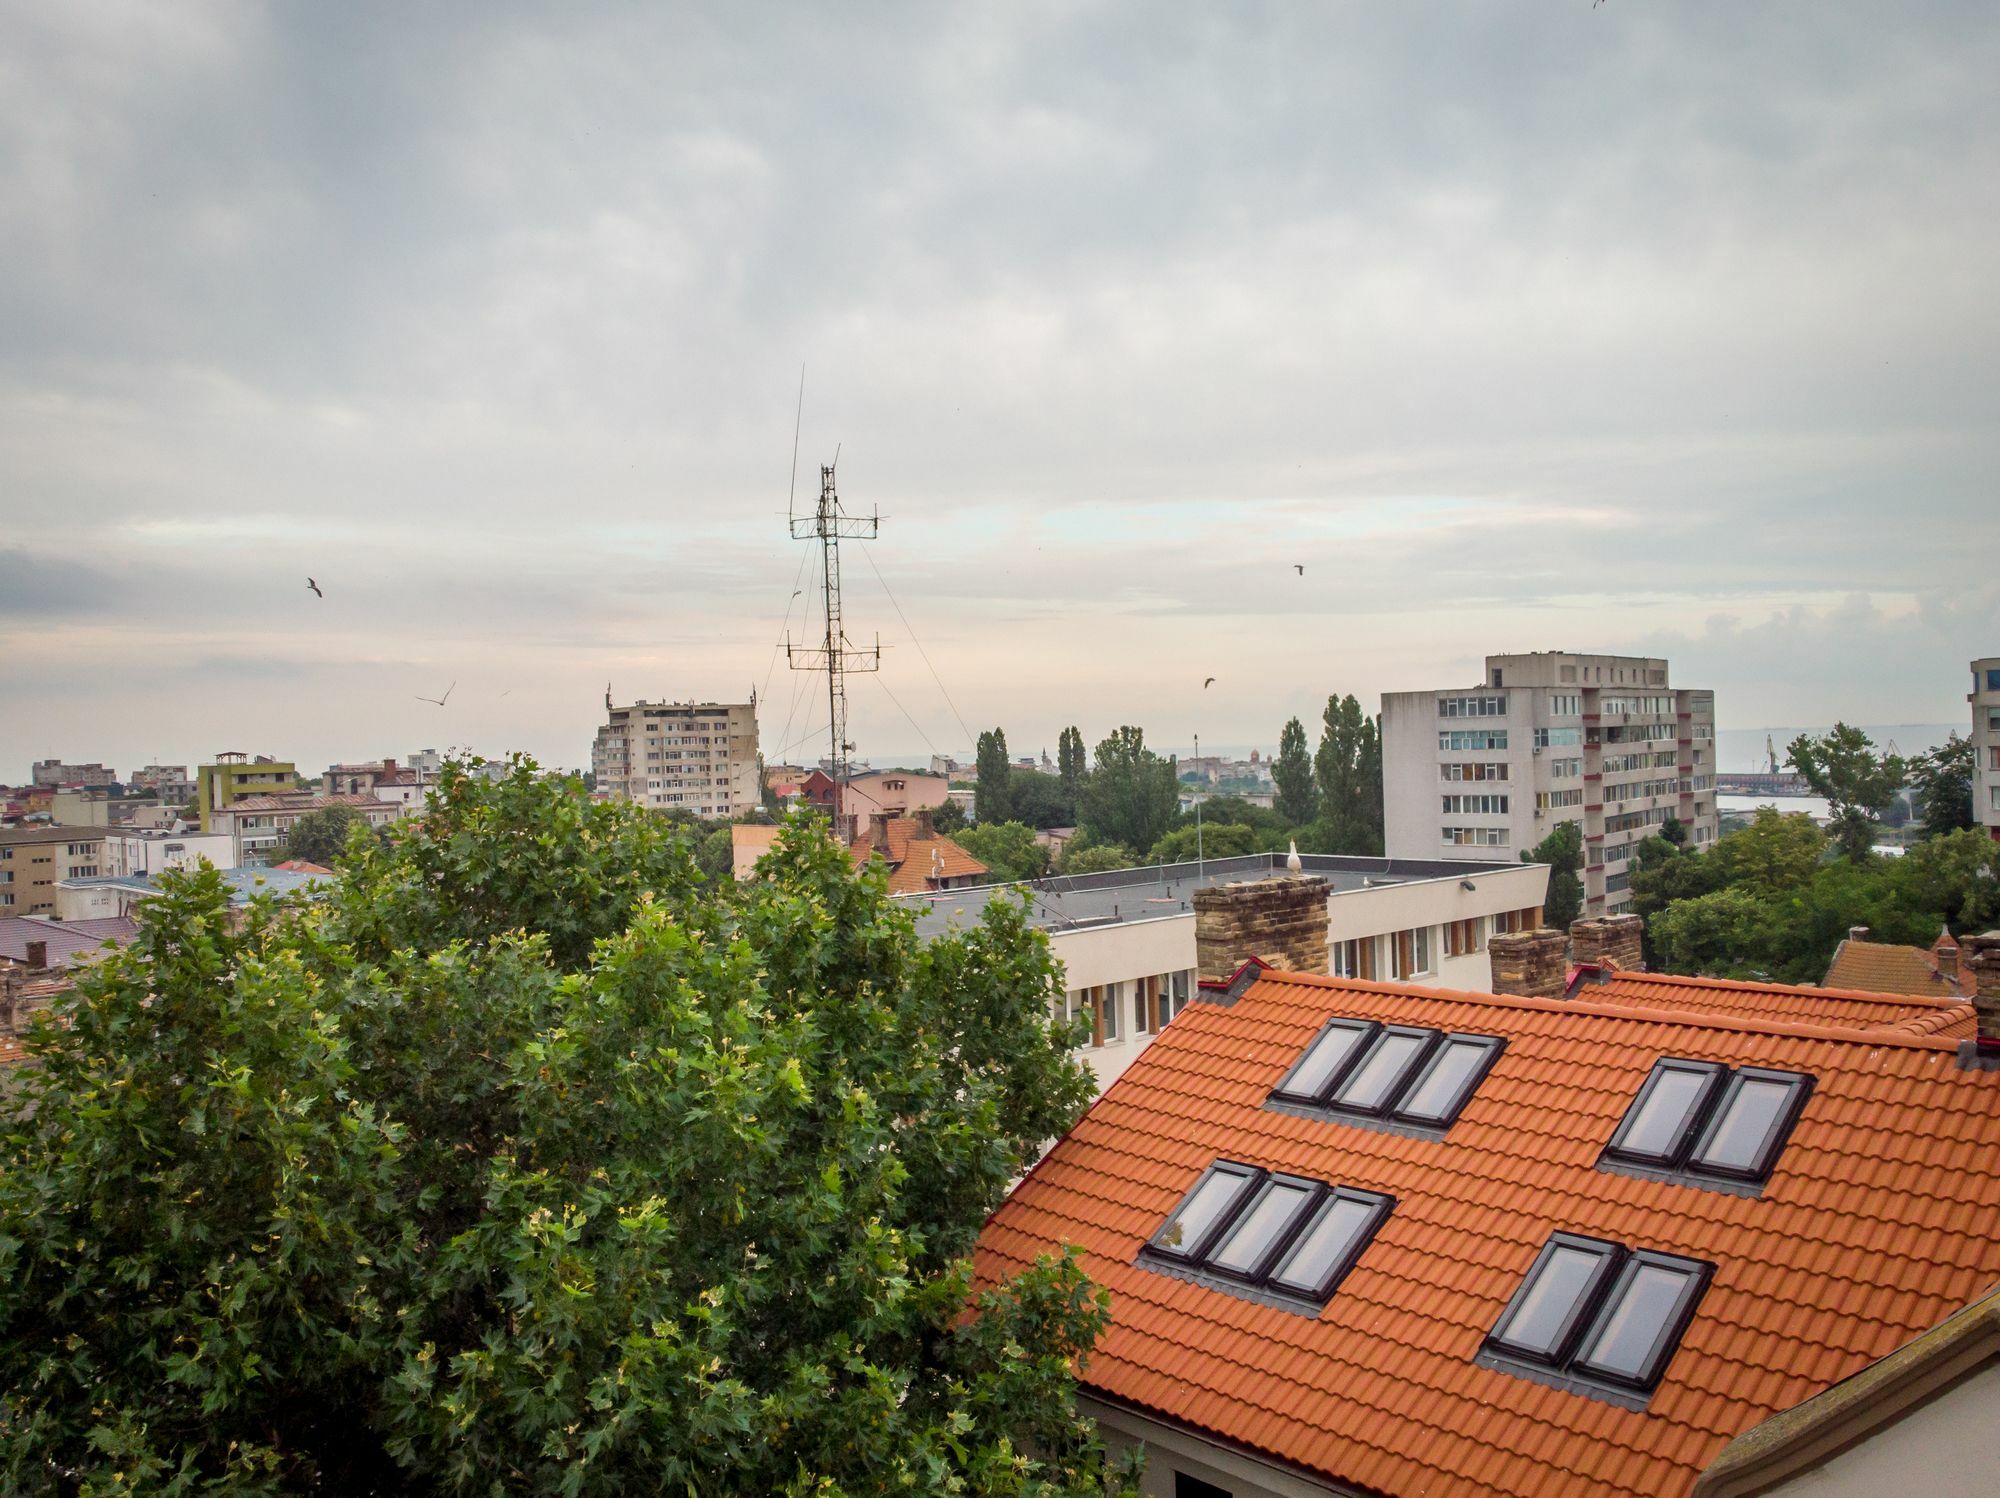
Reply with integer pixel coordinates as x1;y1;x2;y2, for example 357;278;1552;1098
3;1;1996;775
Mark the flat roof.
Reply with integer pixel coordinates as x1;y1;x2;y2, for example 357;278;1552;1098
897;851;1522;938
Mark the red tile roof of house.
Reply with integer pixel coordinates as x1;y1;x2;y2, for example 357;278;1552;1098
847;818;987;896
1823;934;1972;1001
975;969;2000;1498
1578;968;1976;1039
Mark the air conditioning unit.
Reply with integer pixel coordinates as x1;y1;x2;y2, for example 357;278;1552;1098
1532;747;1542;756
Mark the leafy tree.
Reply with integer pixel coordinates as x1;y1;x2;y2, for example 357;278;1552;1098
1075;727;1179;854
1187;796;1292;843
975;728;1013;824
1355;711;1384;852
0;763;1132;1496
1309;696;1384;855
930;797;969;833
1908;735;1977;840
1057;842;1139;876
1521;820;1584;930
275;803;369;865
1658;815;1688;847
1708;807;1827;893
1058;726;1086;796
1008;768;1078;830
956;820;1053;882
1273;716;1317;825
1886;827;2000;933
1146;822;1260;865
1787;723;1906;860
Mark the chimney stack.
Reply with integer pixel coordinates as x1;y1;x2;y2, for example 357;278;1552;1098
1962;933;2000;1043
913;807;935;839
870;813;892;855
1489;929;1569;1000
1570;913;1645;972
1193;876;1329;982
24;940;48;972
1933;927;1960;984
1848;926;1871;944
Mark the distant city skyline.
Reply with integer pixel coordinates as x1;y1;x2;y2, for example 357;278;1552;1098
4;4;1996;777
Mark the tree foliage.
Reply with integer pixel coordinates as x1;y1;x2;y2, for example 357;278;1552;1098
275;803;370;865
1273;716;1316;826
1786;723;1906;860
956;820;1053;883
975;728;1013;825
1307;696;1384;855
1520;820;1584;929
1057;727;1086;797
1908;734;1976;840
1056;840;1138;876
930;797;969;833
0;761;1132;1496
1075;727;1179;854
1146;822;1261;865
1006;768;1078;831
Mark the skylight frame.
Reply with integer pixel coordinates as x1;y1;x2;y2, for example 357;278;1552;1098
1393;1033;1508;1127
1570;1250;1713;1392
1270;1017;1380;1106
1685;1068;1814;1184
1326;1025;1442;1116
1601;1058;1727;1169
1264;1187;1395;1302
1147;1160;1262;1264
1485;1232;1623;1366
1203;1171;1325;1284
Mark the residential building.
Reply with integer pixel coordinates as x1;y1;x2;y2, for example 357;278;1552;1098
842;770;951;819
205;793;405;865
100;826;237;878
0;825;105;916
1383;651;1718;916
325;757;421;797
48;789;112;826
195;753;300;832
1973;657;2000;841
848;809;986;894
128;764;196;803
0;915;139;972
56;865;332;922
905;851;1547;1093
591;698;760;819
974;951;2000;1498
1821;924;1974;1001
30;760;116;788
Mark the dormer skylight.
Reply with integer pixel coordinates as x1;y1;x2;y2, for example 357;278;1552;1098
1270;1018;1505;1133
1602;1060;1813;1189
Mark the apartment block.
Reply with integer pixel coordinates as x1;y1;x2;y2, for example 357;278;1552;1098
1973;658;2000;841
30;760;116;788
195;753;300;832
1383;652;1717;916
0;825;106;917
128;764;197;803
591;699;760;819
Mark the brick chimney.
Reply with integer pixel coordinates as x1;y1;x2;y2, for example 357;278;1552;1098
1570;913;1645;972
869;813;893;855
1489;929;1569;1000
1933;926;1960;984
912;807;935;839
24;939;47;972
1193;876;1329;982
1848;926;1871;944
1963;933;2000;1042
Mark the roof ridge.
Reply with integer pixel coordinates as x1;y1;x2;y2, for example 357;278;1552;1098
1247;970;1965;1050
1609;966;1963;1009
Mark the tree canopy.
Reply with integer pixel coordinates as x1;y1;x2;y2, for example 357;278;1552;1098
275;803;370;865
1908;734;1976;840
975;728;1013;825
1306;696;1383;855
1786;723;1905;860
1057;726;1086;796
0;761;1131;1496
1075;727;1179;854
956;820;1053;882
1273;717;1316;826
1520;820;1584;929
1006;767;1078;831
1146;822;1260;865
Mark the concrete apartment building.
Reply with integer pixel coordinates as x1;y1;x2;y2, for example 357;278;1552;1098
904;851;1549;1095
195;753;300;832
128;764;196;803
1973;657;2000;841
591;699;760;819
100;826;237;878
0;825;105;916
30;760;116;788
1384;652;1717;917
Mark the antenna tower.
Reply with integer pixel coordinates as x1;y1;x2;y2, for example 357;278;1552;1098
786;463;879;835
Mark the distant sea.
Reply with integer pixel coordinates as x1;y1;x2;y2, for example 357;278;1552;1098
1714;725;1959;773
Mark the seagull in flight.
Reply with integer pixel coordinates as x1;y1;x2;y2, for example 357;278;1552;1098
1294;564;1304;575
415;680;456;707
306;577;323;598
1203;677;1216;689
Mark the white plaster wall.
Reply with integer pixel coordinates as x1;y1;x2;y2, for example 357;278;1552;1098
1082;1396;1357;1498
1762;1361;2000;1496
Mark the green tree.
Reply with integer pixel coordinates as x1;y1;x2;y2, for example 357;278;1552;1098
274;803;368;865
1308;696;1383;855
1787;723;1906;860
931;797;969;833
1058;841;1139;875
1908;735;1977;840
1354;711;1384;853
1521;820;1584;930
1075;727;1180;854
1273;716;1317;825
1146;822;1260;865
956;820;1053;882
1709;807;1828;893
1658;814;1688;847
0;764;1131;1496
1058;726;1086;796
1008;768;1078;830
975;728;1013;824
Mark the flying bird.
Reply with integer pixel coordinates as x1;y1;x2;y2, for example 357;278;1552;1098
306;578;323;598
1203;677;1216;689
415;680;456;707
1294;564;1304;575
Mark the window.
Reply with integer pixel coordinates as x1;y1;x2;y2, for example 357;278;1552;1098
1387;927;1432;979
1438;695;1507;718
1441;794;1509;815
1443;916;1483;957
1440;762;1509;782
1443;825;1509;846
1533;727;1583;748
1987;669;2000;691
1485;1233;1711;1397
1144;1160;1392;1310
1271;1019;1504;1131
1096;982;1121;1043
1602;1061;1812;1188
1175;1476;1233;1498
1331;937;1376;980
1440;730;1508;752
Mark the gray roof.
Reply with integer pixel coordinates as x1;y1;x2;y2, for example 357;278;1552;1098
58;865;331;905
0;915;140;969
898;851;1518;939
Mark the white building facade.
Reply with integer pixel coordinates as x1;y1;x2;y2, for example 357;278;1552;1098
592;699;761;819
100;827;237;877
1973;657;2000;842
1383;651;1717;917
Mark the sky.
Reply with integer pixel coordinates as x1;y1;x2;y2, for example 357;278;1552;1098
3;1;1997;780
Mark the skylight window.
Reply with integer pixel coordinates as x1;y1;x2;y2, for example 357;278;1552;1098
1485;1232;1711;1397
1144;1161;1392;1310
1270;1019;1504;1131
1602;1060;1812;1188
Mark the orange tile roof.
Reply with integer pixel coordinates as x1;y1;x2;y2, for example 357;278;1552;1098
848;819;987;895
1580;969;1977;1040
1823;939;1970;1001
975;969;2000;1498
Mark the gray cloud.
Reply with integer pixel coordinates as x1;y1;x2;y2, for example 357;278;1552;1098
2;1;1997;774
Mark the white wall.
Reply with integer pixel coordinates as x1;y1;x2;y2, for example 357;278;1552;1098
1762;1361;2000;1496
102;830;236;877
1082;1395;1359;1498
1050;916;1198;1094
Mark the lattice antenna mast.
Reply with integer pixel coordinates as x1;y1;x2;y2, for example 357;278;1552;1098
786;462;879;834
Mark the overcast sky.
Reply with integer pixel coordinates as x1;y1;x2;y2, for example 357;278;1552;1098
3;1;1996;779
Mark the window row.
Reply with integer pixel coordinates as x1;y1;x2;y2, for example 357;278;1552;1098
1442;794;1509;815
1597;695;1676;716
1605;722;1676;743
1486;1233;1710;1394
1549;757;1582;778
1438;695;1508;718
1604;1060;1812;1185
1147;1162;1393;1305
1061;970;1195;1047
1548;694;1582;716
1537;789;1583;810
1443;825;1509;846
1332;927;1432;981
1440;761;1509;782
1273;1019;1505;1129
1440;730;1508;752
1533;727;1583;748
